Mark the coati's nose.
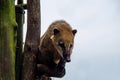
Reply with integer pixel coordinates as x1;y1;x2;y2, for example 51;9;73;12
66;57;71;62
66;59;71;62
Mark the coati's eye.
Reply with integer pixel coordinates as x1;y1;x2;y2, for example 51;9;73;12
70;44;73;48
58;41;65;48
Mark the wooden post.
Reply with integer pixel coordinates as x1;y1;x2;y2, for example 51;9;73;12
15;0;24;80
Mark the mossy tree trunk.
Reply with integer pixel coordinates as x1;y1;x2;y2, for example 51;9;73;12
0;0;17;80
22;0;41;80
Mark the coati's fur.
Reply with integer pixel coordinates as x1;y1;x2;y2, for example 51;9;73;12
37;20;77;78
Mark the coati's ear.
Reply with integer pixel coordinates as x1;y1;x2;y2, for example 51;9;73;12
53;28;60;35
72;29;77;35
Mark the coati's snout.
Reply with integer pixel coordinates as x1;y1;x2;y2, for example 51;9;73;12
63;53;71;62
57;39;71;63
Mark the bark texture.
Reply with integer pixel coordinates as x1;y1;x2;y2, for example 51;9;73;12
22;0;40;80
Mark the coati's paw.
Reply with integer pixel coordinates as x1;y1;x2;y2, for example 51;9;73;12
37;63;65;78
55;67;65;78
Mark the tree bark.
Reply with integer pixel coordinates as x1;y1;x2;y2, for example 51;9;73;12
22;0;41;80
0;0;17;80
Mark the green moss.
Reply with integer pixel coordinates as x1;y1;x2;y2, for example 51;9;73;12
0;0;17;80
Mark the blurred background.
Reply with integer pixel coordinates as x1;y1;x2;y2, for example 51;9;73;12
23;0;120;80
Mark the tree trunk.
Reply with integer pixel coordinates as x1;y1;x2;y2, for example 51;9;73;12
22;0;41;80
0;0;17;80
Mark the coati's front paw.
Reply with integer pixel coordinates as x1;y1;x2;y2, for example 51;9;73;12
37;63;66;78
55;66;66;77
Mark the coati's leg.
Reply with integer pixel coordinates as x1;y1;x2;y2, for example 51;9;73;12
37;60;66;78
37;64;65;78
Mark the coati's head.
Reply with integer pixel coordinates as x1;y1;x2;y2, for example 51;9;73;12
49;20;77;65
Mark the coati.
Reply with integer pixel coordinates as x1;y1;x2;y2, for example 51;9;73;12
37;20;77;78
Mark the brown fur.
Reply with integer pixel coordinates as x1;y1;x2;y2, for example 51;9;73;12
37;20;77;78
